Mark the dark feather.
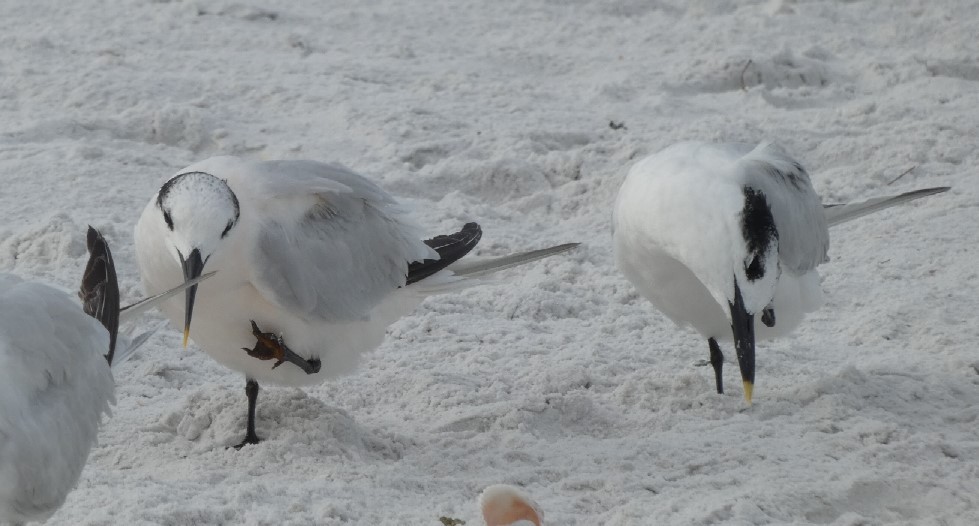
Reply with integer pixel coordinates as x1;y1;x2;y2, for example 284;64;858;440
406;222;482;285
740;187;778;282
79;227;120;364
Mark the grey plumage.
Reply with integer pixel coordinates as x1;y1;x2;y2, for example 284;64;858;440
824;187;950;227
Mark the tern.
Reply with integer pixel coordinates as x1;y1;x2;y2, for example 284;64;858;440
0;227;208;524
134;156;577;448
613;141;948;403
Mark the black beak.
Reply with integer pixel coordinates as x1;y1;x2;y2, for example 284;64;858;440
729;282;755;404
179;248;205;348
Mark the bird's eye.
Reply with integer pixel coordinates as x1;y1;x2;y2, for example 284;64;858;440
163;210;174;231
221;219;235;238
745;255;764;280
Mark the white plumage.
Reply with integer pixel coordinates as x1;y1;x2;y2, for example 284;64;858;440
0;228;210;524
134;156;576;446
616;142;826;341
0;273;114;524
613;141;947;402
136;157;435;387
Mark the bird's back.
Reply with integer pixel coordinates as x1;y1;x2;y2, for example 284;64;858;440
614;142;754;279
613;142;825;340
0;276;114;523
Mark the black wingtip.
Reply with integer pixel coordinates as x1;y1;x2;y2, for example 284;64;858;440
406;222;483;285
906;186;951;197
80;226;121;364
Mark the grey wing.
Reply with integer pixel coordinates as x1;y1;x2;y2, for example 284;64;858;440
823;187;949;227
246;160;437;322
251;159;397;203
738;143;830;275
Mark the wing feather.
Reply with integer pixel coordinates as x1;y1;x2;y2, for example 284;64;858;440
823;187;949;226
234;159;438;322
738;143;830;275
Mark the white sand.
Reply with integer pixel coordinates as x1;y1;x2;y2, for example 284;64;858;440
1;0;977;524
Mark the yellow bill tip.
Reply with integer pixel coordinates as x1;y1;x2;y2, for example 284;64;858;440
182;328;190;349
743;381;754;405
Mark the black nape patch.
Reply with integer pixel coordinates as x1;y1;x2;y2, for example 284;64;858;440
156;172;186;208
741;186;778;281
224;178;241;230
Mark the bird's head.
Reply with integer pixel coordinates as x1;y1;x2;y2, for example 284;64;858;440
155;171;240;347
698;186;780;404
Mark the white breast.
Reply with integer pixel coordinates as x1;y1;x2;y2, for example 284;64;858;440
134;206;424;387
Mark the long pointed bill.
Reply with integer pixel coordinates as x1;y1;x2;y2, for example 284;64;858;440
729;282;756;405
179;248;205;349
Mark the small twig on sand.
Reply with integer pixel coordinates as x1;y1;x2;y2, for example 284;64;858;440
887;165;916;185
740;59;753;91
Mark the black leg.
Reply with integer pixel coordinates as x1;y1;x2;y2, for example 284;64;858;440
708;338;724;394
234;378;262;449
